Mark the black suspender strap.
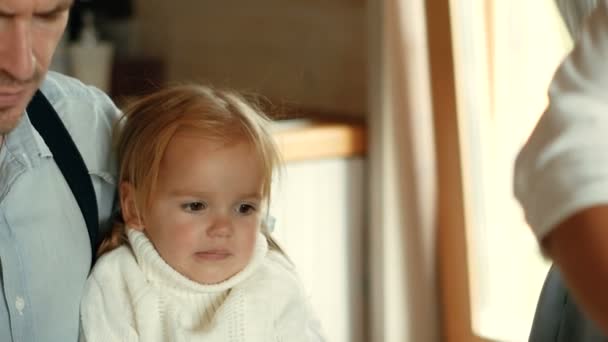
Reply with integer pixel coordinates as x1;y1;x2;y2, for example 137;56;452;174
26;90;99;266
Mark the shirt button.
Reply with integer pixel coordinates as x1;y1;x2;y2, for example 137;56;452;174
15;296;25;315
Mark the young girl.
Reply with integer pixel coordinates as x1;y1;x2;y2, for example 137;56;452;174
79;85;325;342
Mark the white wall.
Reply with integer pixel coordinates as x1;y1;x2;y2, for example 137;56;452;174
270;158;367;342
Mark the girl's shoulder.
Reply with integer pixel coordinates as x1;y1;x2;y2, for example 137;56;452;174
93;244;136;268
88;245;142;286
259;251;298;280
265;250;297;272
241;251;306;298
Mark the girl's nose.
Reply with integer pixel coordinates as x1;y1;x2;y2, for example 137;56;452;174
206;215;233;238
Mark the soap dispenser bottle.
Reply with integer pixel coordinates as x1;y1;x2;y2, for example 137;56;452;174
68;11;114;93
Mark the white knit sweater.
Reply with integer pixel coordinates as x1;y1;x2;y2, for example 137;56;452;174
80;229;325;342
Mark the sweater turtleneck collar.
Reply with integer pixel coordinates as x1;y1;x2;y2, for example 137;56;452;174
127;227;268;294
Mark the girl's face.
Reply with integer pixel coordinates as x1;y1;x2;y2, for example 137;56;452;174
127;131;265;284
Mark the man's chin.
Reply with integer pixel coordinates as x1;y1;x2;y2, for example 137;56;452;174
0;107;27;134
0;73;44;135
0;87;39;134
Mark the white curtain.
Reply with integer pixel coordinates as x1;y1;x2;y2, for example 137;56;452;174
367;0;439;340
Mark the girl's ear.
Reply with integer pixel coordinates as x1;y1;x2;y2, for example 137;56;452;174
120;182;145;230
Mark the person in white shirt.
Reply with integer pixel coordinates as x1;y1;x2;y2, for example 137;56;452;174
515;0;608;336
79;84;325;342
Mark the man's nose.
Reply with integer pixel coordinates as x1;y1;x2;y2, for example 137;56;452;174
0;20;36;82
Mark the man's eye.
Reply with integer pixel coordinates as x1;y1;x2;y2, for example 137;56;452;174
36;13;59;20
236;204;256;215
35;10;65;22
184;202;206;212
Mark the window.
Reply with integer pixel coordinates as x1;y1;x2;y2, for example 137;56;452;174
448;0;571;340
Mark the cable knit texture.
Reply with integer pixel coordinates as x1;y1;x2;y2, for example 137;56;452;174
80;229;326;342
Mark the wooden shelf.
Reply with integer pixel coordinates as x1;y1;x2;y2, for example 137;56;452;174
272;120;367;162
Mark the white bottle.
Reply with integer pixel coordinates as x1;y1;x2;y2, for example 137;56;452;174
68;11;114;93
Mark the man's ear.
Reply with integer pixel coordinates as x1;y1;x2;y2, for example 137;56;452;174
120;182;145;230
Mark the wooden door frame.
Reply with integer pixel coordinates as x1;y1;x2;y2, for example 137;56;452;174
426;0;489;341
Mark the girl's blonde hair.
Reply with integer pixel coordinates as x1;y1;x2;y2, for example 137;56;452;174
98;84;284;257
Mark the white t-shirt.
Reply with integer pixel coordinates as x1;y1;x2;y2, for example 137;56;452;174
515;1;608;240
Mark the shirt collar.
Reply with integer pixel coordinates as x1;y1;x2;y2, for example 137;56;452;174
4;110;52;169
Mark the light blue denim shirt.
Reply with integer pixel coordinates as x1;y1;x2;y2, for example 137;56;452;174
0;72;119;342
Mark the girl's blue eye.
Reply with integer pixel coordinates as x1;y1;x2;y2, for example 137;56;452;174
184;202;206;212
237;204;256;215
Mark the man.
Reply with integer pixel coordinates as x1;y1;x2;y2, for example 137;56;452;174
515;0;608;337
0;0;119;341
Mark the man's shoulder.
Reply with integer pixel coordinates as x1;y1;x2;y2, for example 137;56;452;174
39;71;120;122
35;72;120;176
41;71;105;103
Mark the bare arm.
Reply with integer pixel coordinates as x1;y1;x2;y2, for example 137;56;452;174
544;206;608;334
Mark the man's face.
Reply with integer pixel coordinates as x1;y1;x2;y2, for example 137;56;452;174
0;0;72;134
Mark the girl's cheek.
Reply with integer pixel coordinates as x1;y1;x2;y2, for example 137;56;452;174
173;220;205;240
